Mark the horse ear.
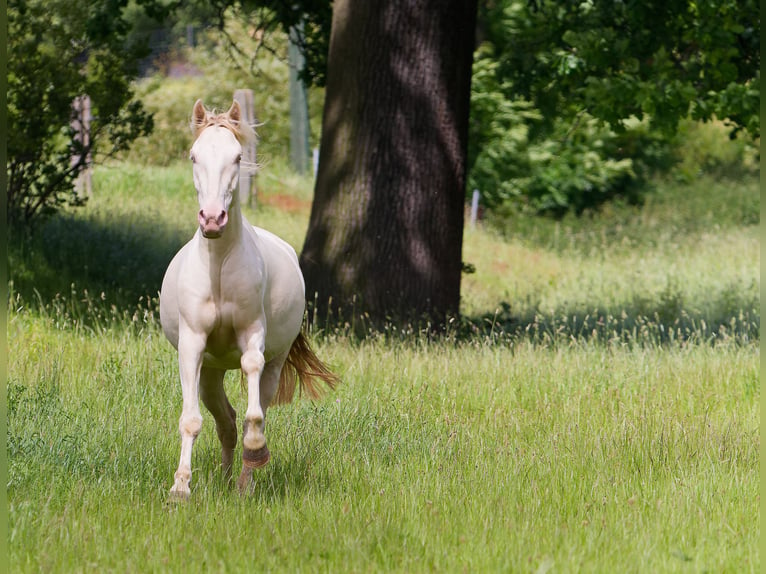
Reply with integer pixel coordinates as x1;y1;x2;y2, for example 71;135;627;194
227;100;242;123
191;99;207;134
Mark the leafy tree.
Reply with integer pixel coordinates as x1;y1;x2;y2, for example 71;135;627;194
467;0;759;215
183;0;331;86
7;0;158;225
483;0;759;136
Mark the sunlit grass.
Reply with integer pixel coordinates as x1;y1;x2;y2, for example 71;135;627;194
461;174;759;345
8;307;759;572
8;161;760;572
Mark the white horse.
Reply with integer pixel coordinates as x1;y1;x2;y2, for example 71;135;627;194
159;99;338;499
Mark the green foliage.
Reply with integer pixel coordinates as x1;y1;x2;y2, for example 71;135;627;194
673;119;761;181
6;0;158;226
242;0;333;87
487;0;760;137
516;129;637;215
468;0;759;216
119;14;324;166
468;46;666;215
466;47;539;209
153;1;332;87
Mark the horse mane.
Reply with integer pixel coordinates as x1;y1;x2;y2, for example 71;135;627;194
190;107;256;145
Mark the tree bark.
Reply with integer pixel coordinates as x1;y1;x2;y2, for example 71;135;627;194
300;0;477;330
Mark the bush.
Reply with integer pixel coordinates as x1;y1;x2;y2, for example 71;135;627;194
517;124;638;215
468;45;648;216
467;43;758;219
673;119;760;181
7;0;154;226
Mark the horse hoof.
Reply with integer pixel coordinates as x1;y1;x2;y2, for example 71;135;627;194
168;487;191;503
242;445;270;469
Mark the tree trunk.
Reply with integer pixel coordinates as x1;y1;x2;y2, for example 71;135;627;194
300;0;477;330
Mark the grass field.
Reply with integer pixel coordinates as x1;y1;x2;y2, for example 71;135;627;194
8;161;760;572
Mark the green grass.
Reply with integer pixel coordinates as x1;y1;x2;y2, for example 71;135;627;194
8;160;760;572
462;175;759;344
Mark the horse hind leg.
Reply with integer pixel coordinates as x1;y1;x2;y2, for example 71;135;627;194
237;351;286;494
199;367;237;481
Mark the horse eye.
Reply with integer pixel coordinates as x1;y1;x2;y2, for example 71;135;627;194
190;153;196;163
236;154;242;163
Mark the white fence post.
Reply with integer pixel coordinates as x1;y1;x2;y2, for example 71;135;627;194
71;95;92;198
288;23;311;174
470;189;480;227
233;88;257;207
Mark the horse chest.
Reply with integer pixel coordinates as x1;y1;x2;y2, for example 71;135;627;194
204;297;253;342
188;255;263;329
199;300;250;368
172;230;271;369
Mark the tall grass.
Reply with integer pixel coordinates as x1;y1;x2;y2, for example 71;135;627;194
8;161;760;572
8;309;759;571
463;174;759;345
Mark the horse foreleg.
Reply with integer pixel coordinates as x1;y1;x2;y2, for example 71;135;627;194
237;344;267;493
170;331;206;501
236;350;287;494
199;366;237;481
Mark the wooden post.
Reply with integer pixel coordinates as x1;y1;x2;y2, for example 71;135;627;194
233;89;257;206
71;95;92;197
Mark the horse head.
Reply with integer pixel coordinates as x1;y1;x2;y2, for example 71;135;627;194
189;99;253;238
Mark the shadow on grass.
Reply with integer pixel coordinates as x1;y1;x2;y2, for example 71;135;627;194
9;210;759;346
306;286;759;347
9;212;191;319
463;294;760;346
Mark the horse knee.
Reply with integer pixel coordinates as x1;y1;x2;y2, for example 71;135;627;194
179;414;203;438
241;349;265;377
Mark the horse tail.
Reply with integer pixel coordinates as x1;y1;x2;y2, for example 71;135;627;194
273;331;340;405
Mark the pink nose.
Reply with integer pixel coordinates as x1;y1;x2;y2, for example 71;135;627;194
198;209;228;237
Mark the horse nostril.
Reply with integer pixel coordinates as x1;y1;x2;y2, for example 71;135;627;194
198;209;227;230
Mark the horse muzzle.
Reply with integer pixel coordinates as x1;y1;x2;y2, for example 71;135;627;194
198;209;228;238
